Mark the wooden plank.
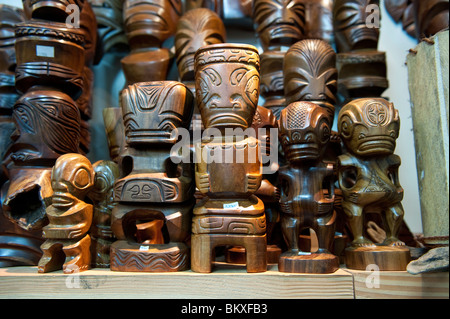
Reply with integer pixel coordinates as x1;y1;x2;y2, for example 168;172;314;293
347;269;449;299
0;264;354;299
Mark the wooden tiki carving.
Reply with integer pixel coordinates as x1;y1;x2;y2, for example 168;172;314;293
333;0;380;53
175;8;226;83
284;39;337;121
277;101;339;273
89;0;128;53
110;81;194;272
88;160;120;268
252;0;306;52
192;43;267;273
14;20;86;99
1;88;81;232
337;98;411;270
38;153;95;273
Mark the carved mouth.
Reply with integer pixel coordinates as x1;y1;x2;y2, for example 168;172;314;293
51;192;76;209
285;144;320;161
358;136;395;155
269;25;302;38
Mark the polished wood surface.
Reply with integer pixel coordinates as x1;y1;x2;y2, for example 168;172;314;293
110;81;194;272
38;153;95;273
277;101;338;273
192;43;267;273
337;98;410;271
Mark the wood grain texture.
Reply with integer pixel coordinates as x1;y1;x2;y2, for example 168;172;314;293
348;268;449;299
0;266;354;299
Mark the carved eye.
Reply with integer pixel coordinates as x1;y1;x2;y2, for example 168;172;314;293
319;120;331;143
73;167;91;189
280;134;290;146
292;131;301;142
335;1;364;30
339;116;353;138
94;174;108;193
14;105;35;134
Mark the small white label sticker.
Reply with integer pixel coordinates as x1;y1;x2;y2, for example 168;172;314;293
223;202;239;209
139;245;150;251
36;45;55;58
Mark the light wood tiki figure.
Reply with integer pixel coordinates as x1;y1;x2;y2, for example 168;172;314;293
337;98;411;270
192;43;267;273
88;160;120;268
226;105;282;264
277;101;339;273
333;0;389;100
110;81;194;272
121;0;182;85
38;153;95;273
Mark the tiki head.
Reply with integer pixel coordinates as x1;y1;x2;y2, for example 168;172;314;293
120;81;194;145
278;101;332;164
338;98;400;157
333;0;380;52
123;0;182;49
252;0;306;51
50;153;94;209
194;43;260;130
284;39;337;120
175;8;226;82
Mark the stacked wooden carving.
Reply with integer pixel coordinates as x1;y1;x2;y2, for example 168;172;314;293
1;0;446;275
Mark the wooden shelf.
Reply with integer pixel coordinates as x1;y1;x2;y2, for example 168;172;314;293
0;264;448;299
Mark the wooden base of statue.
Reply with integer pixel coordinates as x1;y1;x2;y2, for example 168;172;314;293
191;196;267;273
278;252;340;274
345;245;411;271
225;245;281;264
37;235;91;274
120;48;171;85
110;241;189;272
191;234;267;273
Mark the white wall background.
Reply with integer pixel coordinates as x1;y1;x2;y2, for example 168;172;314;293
1;0;424;233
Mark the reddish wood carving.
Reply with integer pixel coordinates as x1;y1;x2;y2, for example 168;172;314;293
38;153;95;273
110;81;194;272
192;43;267;273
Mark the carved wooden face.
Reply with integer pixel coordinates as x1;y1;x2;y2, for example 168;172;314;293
10;89;81;164
175;8;226;82
278;101;332;163
120;81;193;145
414;0;449;38
89;0;126;52
338;98;400;157
124;0;182;49
195;44;260;130
284;39;337;117
89;160;120;204
333;0;380;52
253;0;306;51
51;153;94;209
